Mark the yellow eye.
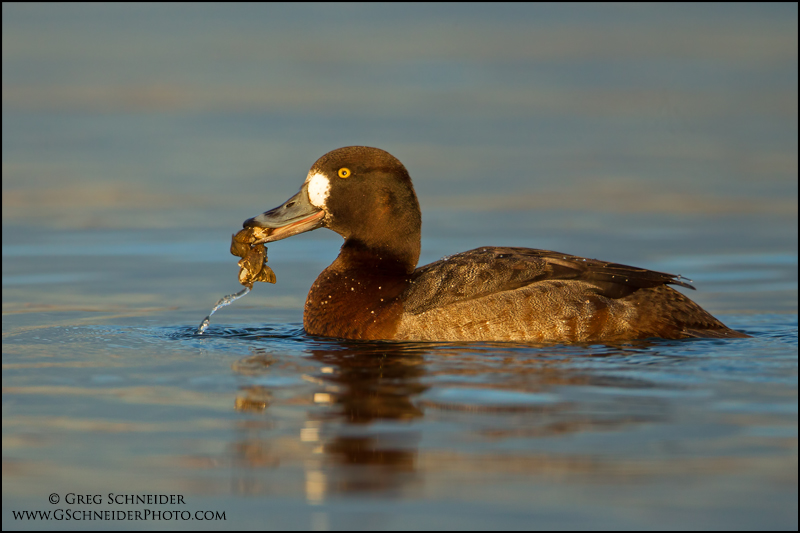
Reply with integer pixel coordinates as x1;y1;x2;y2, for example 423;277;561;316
338;167;351;178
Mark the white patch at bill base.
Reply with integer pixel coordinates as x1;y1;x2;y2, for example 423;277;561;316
306;173;330;208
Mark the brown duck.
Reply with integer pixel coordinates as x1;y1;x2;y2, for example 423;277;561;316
243;146;748;342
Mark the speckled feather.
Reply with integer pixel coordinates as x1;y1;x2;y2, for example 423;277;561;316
392;246;744;342
402;246;694;315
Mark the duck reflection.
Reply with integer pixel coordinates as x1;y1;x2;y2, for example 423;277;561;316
228;337;675;501
308;343;430;422
299;343;428;499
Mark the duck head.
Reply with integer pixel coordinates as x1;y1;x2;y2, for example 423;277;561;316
243;146;422;273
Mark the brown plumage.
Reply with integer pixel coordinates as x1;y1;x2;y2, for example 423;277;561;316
244;146;748;342
396;247;745;341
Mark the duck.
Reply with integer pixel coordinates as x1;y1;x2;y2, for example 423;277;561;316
243;146;747;342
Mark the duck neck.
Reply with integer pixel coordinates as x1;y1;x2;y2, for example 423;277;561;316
304;238;413;339
338;237;419;276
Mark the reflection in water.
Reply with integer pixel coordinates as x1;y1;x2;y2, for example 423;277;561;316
226;335;685;503
308;344;430;423
1;320;793;528
303;345;430;499
231;342;431;501
234;386;271;412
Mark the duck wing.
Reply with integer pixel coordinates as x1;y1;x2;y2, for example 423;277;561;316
403;246;694;315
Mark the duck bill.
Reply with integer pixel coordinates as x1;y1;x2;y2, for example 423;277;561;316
243;185;325;244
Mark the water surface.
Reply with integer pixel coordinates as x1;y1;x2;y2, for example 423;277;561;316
3;4;797;530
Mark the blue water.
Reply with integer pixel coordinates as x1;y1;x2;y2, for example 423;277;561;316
2;314;796;529
2;3;797;530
